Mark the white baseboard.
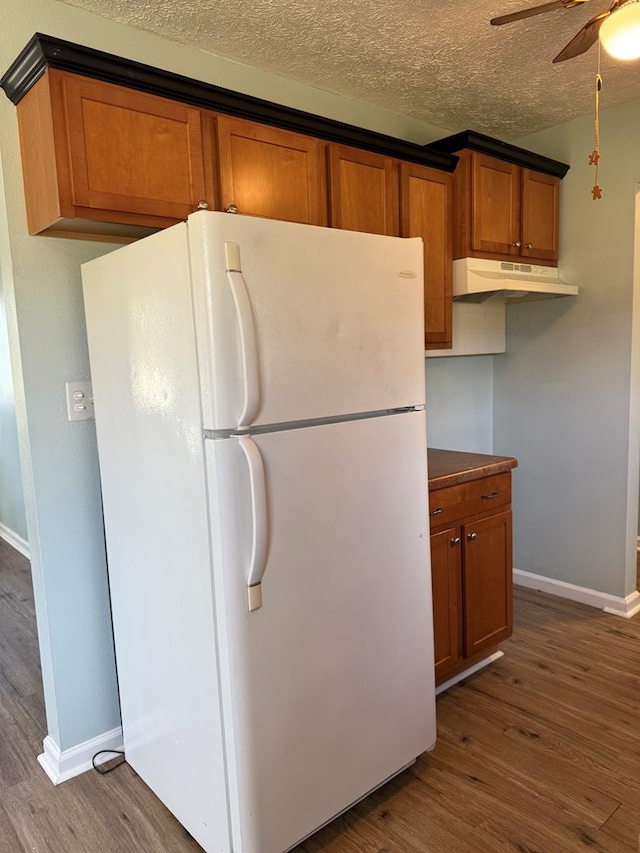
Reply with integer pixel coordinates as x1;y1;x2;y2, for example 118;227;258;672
602;594;640;618
435;651;504;695
37;726;124;785
514;569;640;619
0;522;29;559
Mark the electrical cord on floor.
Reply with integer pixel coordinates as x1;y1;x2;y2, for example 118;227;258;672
92;749;126;775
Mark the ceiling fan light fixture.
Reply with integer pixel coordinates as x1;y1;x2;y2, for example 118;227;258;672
600;0;640;59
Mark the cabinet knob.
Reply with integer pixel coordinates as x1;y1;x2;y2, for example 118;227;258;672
196;199;209;210
524;242;533;249
467;532;478;541
450;537;461;546
430;507;444;516
226;204;239;214
512;240;522;247
481;492;500;500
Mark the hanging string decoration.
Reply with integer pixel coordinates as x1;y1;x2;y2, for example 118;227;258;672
589;43;602;200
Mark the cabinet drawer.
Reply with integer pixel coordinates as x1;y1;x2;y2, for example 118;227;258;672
428;473;511;528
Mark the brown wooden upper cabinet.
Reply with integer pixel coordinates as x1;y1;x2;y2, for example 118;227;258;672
452;150;559;265
9;54;455;348
327;149;452;348
215;115;327;226
400;163;452;350
17;69;214;240
328;144;398;236
520;168;560;262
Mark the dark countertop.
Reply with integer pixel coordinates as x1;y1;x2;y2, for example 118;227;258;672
427;448;518;491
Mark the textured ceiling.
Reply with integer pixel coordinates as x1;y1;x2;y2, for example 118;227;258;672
55;0;640;139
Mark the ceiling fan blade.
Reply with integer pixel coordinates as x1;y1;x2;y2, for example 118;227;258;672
552;9;611;61
491;0;588;26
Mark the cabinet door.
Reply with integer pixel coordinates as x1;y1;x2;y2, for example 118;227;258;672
216;115;327;225
328;144;398;236
521;169;559;262
470;153;520;256
430;527;464;683
400;163;452;349
60;72;211;221
462;510;513;658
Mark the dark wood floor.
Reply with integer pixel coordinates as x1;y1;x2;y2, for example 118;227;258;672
2;534;640;852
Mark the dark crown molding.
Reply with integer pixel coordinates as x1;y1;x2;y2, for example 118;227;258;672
425;130;569;178
1;33;458;173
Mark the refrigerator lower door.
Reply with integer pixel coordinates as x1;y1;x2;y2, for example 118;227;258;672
206;410;435;853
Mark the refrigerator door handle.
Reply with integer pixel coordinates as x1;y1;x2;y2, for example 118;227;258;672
225;242;260;429
238;435;268;611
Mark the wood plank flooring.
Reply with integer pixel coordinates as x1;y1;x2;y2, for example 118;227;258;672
2;534;640;852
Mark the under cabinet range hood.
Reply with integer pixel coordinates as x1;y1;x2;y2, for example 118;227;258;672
453;258;578;303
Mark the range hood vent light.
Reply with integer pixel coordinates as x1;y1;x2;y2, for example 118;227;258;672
453;258;578;303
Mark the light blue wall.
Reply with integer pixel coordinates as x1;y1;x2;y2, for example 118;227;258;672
0;250;27;541
493;99;640;598
0;0;450;756
425;356;494;453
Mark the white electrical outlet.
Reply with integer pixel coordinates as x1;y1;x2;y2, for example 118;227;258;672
65;381;95;422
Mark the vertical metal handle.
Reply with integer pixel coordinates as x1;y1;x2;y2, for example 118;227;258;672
238;436;268;611
225;242;260;429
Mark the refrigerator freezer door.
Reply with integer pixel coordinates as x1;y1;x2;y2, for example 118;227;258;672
206;410;435;853
187;211;426;431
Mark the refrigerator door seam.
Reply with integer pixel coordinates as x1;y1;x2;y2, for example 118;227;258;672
202;407;425;440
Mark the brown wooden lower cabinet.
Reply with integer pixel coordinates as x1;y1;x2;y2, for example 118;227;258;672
430;525;464;682
428;453;516;687
462;509;513;659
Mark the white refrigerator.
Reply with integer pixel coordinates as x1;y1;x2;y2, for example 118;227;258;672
82;211;436;853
